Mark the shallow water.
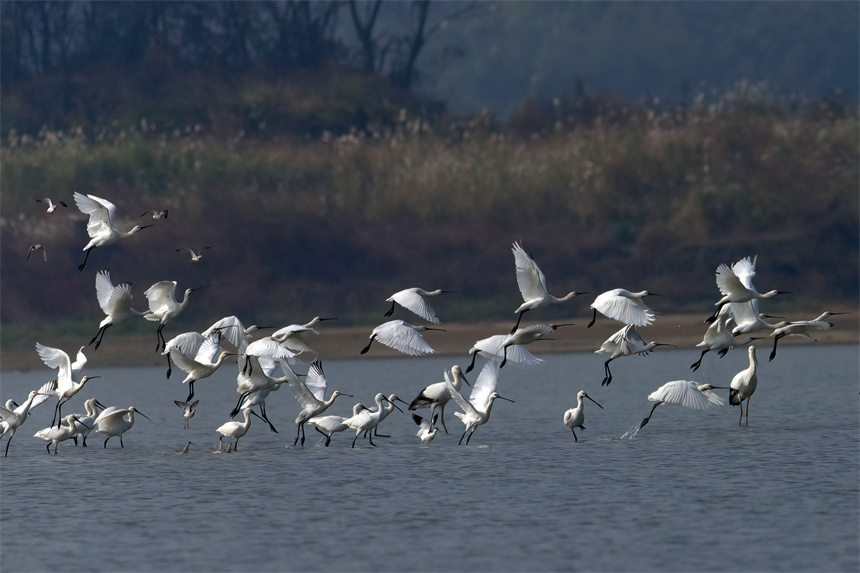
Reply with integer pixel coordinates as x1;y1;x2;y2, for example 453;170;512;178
2;344;858;572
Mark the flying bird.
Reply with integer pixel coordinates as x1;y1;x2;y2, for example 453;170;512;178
74;192;153;271
27;244;47;262
36;197;67;213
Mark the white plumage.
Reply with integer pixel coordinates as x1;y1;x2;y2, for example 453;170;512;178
360;320;444;356
589;288;658;328
385;287;451;325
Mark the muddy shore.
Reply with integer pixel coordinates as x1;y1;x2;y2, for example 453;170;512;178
2;310;856;372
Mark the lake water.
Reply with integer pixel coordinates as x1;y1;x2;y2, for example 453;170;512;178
1;344;858;572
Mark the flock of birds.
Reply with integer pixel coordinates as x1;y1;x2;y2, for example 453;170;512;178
4;193;846;455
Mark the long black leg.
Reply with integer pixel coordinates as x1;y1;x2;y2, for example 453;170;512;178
459;428;468;445
511;310;527;334
360;335;376;354
500;346;509;368
465;428;475;444
231;392;250;417
769;334;782;362
587;308;597;328
352;432;360;448
465;352;478;373
104;436;110;448
186;381;195;403
294;422;303;446
602;358;613;386
384;300;396;317
572;428;578;442
640;402;662;428
314;427;331;446
78;248;92;272
4;433;12;456
690;349;708;371
165;354;173;379
260;404;277;433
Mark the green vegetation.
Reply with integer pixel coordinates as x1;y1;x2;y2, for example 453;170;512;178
2;81;857;332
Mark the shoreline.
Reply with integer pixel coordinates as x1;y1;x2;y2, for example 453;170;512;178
2;311;856;373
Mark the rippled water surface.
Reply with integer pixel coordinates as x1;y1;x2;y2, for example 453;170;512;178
2;344;857;572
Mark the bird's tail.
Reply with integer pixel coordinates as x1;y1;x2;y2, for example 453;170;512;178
729;389;740;406
408;394;430;410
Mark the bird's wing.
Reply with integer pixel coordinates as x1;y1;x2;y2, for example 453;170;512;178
305;359;328;401
619;325;647;354
287;376;317;409
164;332;205;358
469;359;501;410
282;335;316;356
592;293;655;326
245;338;296;361
307;415;347;432
700;389;726;406
35;343;72;384
516;324;556;338
391;289;440;324
648;381;713;410
95;270;118;312
144;281;178;314
473;334;508;357
94;407;127;426
74;192;115;238
512;242;548;302
715;263;745;298
203;316;246;351
445;367;477;417
731;256;757;290
729;300;758;327
194;332;223;364
18;381;58;414
374;321;435;355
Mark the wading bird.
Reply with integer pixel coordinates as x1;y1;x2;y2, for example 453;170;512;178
216;408;264;451
510;241;585;333
638;380;728;429
360;320;445;356
305;411;356;447
72;397;107;446
413;413;438;444
177;246;208;262
232;356;295;433
769;312;845;361
408;365;470;434
27;244;47;262
342;394;400;448
595;324;674;386
705;256;789;324
37;197;67;213
690;305;759;371
563;390;603;442
0;381;55;456
34;414;89;454
730;346;758;426
288;359;352;447
89;270;145;350
74;192;153;271
588;289;658;328
94;406;151;448
447;359;514;445
384;287;453;325
143;280;202;351
467;323;571;372
370;393;408;438
35;343;100;427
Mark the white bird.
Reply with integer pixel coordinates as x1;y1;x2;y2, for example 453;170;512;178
370;393;408;438
595;324;674;386
271;316;337;360
177;246;209;262
163;331;233;402
202;315;270;355
447;359;515;445
37;197;68;213
143;280;202;351
769;312;845;362
511;241;585;333
360;320;445;356
216;408;262;451
233;356;295;433
408;365;470;434
140;208;168;219
342;393;399;448
305;411;356;447
35;343;100;427
74;192;153;271
588;288;658;328
27;244;47;262
287;359;352;447
413;413;438;444
174;399;199;429
0;381;55;456
730;345;759;426
176;441;193;454
72;397;107;446
730;299;786;336
706;256;789;323
690;304;758;371
467;323;572;372
638;380;728;429
385;287;453;324
34;414;88;454
94;406;151;448
563;390;603;442
89;269;145;350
